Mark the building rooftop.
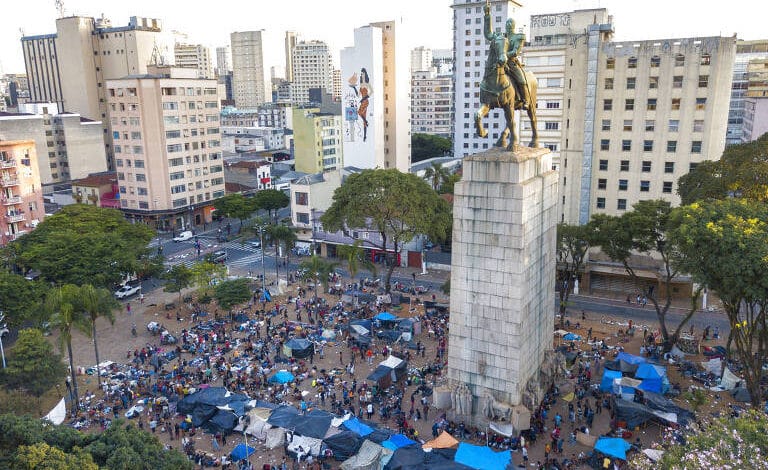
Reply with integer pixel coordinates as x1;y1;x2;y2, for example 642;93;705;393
71;172;117;187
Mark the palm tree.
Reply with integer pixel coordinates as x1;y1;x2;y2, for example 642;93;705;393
299;255;338;302
337;240;377;281
46;284;91;416
423;163;450;191
80;284;120;389
267;224;298;273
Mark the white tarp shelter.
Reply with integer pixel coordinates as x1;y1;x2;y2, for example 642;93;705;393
719;367;742;391
341;440;391;470
288;434;323;457
265;428;285;449
43;397;66;425
380;355;404;369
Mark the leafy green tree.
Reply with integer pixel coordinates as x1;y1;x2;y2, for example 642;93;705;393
670;199;768;405
299;255;338;300
45;285;91;415
213;278;251;310
13;442;97;470
213;193;256;232
0;414;85;467
266;224;298;277
254;189;290;221
423;162;451;191
161;264;194;306
336;239;377;281
556;223;592;328
85;419;192;469
0;271;49;328
591;200;699;350
677;132;768;204
0;329;66;404
79;285;119;389
439;173;461;195
322;169;452;293
190;261;226;291
10;205;155;288
411;133;452;162
135;253;165;281
630;411;768;470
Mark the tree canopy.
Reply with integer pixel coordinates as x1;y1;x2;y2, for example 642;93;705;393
0;271;49;328
10;205;155;288
411;133;452;162
213;278;251;310
162;264;194;304
556;223;592;326
677;132;768;204
321;169;452;292
253;189;290;220
213;194;256;230
0;328;66;401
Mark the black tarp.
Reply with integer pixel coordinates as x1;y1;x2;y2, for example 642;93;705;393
177;387;250;433
285;338;314;359
604;359;640;375
323;430;363;461
297;409;333;439
267;405;301;429
613;399;654;429
732;387;751;402
368;365;393;388
643;392;694;425
384;446;427;470
366;429;392;444
204;409;238;434
191;404;218;427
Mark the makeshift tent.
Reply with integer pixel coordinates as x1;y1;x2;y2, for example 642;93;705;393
296;409;333;439
732;387;751;402
701;357;722;376
267;405;300;429
719;367;742;391
343;417;374;437
269;370;295;384
382;434;416;451
230;443;256;461
594;437;631;461
668;346;687;360
342;440;391;470
601;370;622;392
642;449;664;462
375;312;397;321
423;431;459;450
204;408;238;434
43;397;66;425
242;413;271;440
454;443;511;470
367;356;408;387
635;364;669;394
265;427;285;449
613;377;642;401
325;430;364;461
383;445;425;470
283;338;314;359
488;421;515;437
554;330;569;336
563;333;582;341
177;387;250;432
288;433;323;457
613;399;655;429
617;352;647;365
643;392;694;426
321;329;337;340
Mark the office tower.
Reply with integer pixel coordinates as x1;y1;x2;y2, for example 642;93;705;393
231;31;266;109
331;69;342;102
216;45;232;77
106;66;224;230
175;43;214;79
291;40;333;105
411;69;453;138
726;40;768;145
285;31;298;82
341;20;411;171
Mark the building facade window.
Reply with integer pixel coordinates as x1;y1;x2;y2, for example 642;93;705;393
599;159;608;171
691;141;702;153
662;182;673;193
620;160;630;171
673;76;683;88
596;197;606;209
617;199;627;210
643;140;653;152
618;179;628;191
600;139;610;151
601;119;611;131
598;178;607;190
625;99;635;111
622;140;631;151
665;162;675;173
640;181;650;192
667;141;677;152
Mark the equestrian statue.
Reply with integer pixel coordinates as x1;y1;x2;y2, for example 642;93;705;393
475;1;538;150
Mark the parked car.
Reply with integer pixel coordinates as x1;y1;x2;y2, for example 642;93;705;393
205;250;227;264
173;231;194;242
244;238;262;249
114;284;141;299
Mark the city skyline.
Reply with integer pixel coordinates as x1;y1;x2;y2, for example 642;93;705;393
1;0;765;76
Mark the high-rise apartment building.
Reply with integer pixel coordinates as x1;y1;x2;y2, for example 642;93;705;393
21;15;174;169
291;41;334;105
216;45;232;77
742;57;768;141
231;31;266;109
452;0;522;157
331;69;342;102
726;40;768;145
175;43;214;79
0;102;107;186
340;20;410;171
285;32;298;82
106;66;224;230
0;140;45;245
411;46;433;73
411;69;453;138
293;107;343;174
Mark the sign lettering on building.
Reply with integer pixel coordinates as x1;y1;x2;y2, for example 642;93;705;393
531;14;571;29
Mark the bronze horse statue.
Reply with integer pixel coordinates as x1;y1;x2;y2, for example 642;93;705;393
474;35;538;150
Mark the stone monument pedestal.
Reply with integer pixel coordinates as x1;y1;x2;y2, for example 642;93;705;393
446;146;558;425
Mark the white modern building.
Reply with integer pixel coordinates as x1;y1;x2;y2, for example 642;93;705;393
216;45;232;77
726;40;768;145
231;30;266;109
285;31;298;82
411;46;433;72
340;20;411;171
175;43;214;79
291;40;334;105
411;69;453;137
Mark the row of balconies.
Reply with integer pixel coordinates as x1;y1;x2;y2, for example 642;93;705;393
2;196;22;205
0;177;19;187
5;213;26;223
0;160;16;169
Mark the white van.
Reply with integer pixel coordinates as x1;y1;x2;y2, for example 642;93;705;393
173;231;194;242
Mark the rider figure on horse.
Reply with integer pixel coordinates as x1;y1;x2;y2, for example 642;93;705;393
483;2;530;110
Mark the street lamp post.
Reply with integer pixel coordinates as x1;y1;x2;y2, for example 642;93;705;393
0;313;9;369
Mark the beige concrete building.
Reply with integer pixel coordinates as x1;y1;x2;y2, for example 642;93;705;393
0;102;107;186
22;15;174;169
106;66;224;230
331;69;342;102
291;40;334;105
175;43;214;79
0;140;46;245
411;46;433;73
285;32;298;83
411;69;453;138
292;107;343;174
231;31;266;109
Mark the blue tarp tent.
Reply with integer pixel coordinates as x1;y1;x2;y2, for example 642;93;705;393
269;370;295;384
635;363;668;394
601;369;622;392
563;333;582;341
230;443;256;461
594;437;632;460
616;352;647;365
343;417;374;437
454;443;511;470
375;312;397;321
382;434;416;450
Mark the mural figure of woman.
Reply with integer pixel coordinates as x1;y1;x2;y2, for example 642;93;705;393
357;68;372;141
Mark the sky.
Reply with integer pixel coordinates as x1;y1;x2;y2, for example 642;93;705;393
1;0;765;75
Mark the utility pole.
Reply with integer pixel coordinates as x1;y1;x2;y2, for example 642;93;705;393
0;313;9;369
